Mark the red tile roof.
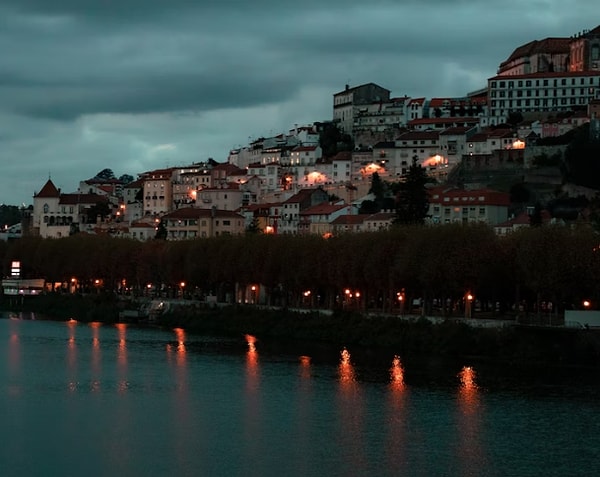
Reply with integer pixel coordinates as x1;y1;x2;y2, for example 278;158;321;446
428;187;510;207
300;203;347;216
490;71;600;81
35;179;60;198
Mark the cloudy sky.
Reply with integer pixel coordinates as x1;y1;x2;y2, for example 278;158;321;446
1;0;597;205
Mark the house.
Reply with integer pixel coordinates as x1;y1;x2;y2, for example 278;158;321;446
279;187;329;234
32;179;110;238
298;203;353;235
140;168;174;218
363;212;396;232
427;186;510;226
161;207;245;239
196;183;244;211
330;214;369;234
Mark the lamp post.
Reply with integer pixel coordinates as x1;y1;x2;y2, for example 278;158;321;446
465;292;474;319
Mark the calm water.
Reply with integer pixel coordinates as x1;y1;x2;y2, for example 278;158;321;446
1;314;600;477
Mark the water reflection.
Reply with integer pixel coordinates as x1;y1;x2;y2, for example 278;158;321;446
389;355;405;391
336;348;367;474
66;319;79;392
115;323;128;393
338;347;356;384
89;322;102;392
7;320;21;396
299;355;311;380
245;334;259;380
386;355;409;473
456;366;487;476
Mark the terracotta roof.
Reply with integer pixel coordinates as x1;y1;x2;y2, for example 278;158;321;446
407;117;479;126
429;97;487;107
292;146;318;152
300;203;347;216
35;179;60;198
397;131;440;141
490;71;600;81
332;151;352;161
408;97;426;105
428;187;510;207
500;37;570;70
283;188;324;204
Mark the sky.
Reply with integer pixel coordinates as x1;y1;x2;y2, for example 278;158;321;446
1;0;598;206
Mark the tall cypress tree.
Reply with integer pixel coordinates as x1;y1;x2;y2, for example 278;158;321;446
394;157;430;225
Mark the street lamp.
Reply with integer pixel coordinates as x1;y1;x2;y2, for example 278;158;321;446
465;292;474;319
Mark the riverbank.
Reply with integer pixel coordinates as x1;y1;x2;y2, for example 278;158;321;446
4;293;600;368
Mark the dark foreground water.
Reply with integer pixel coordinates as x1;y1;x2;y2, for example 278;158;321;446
1;314;600;477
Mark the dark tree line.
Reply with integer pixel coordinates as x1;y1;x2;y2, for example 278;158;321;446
1;223;599;317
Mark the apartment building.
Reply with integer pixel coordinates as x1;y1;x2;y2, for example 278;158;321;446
427;187;510;226
487;71;600;124
141;168;174;217
333;83;391;135
161;207;245;239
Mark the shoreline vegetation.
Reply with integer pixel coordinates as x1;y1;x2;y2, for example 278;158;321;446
3;292;600;369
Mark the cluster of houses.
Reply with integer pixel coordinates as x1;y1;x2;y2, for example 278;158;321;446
23;25;600;241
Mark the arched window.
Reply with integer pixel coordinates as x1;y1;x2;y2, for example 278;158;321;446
43;203;49;213
43;216;48;223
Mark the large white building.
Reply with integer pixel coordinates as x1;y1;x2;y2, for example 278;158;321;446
488;71;600;124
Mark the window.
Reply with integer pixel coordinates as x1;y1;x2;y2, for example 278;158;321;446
223;220;231;226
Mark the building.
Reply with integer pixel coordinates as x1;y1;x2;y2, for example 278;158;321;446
487;71;600;125
161;207;245;239
298;203;353;236
333;83;391;135
278;187;329;234
427;187;510;226
140;168;174;218
32;179;110;238
497;37;571;76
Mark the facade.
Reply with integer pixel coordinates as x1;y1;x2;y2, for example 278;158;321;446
298;203;353;235
487;71;600;124
333;83;391;135
161;207;245;239
196;184;243;211
570;26;600;72
32;179;111;238
427;187;510;226
278;187;329;234
141;168;174;218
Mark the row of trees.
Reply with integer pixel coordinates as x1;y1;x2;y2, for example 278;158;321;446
2;223;599;316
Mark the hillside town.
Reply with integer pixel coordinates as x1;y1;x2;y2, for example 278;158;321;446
14;25;600;242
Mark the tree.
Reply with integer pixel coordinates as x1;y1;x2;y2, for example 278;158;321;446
95;168;115;180
394;157;430;225
318;122;353;157
119;174;134;184
85;201;111;223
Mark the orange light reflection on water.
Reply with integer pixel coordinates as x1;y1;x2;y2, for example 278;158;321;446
389;355;405;391
338;348;356;384
299;355;311;379
456;365;487;474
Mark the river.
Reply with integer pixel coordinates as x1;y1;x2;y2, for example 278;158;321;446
1;314;599;476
